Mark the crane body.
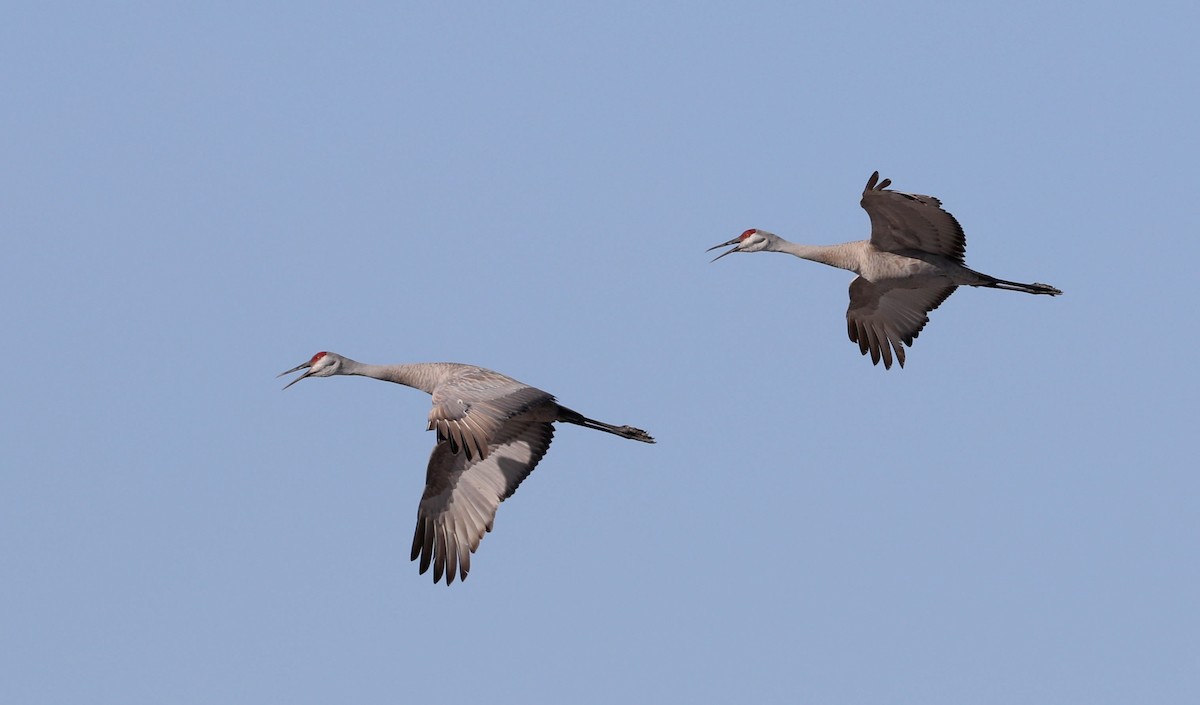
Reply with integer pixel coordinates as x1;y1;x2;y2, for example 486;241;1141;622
280;352;654;585
709;171;1062;369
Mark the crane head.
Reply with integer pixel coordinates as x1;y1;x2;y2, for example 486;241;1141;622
707;229;773;262
279;351;343;389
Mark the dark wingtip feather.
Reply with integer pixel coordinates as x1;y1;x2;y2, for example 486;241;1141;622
410;517;423;562
444;531;458;586
432;529;447;584
419;520;434;575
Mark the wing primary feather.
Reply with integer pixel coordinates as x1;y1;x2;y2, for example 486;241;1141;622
410;516;424;562
459;540;472;582
420;517;435;574
443;517;458;585
432;523;447;584
849;321;868;352
866;326;883;366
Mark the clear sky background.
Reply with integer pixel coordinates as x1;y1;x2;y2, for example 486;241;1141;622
2;2;1197;703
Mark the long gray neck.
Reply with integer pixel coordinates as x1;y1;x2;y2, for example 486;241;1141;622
339;358;445;395
771;239;863;273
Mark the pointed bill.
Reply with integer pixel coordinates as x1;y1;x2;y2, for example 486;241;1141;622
707;237;742;263
279;361;313;389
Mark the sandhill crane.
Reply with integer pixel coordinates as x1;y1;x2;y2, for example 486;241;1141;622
279;352;655;585
708;171;1062;369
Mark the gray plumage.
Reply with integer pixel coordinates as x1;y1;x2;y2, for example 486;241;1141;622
280;352;654;585
709;171;1062;369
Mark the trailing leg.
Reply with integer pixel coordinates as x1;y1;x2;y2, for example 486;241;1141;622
556;405;656;443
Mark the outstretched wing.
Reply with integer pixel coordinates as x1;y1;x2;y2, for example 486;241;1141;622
847;277;957;369
411;418;555;585
860;171;966;263
427;374;554;462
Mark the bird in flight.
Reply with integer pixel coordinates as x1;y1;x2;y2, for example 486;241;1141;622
280;352;654;585
708;171;1062;369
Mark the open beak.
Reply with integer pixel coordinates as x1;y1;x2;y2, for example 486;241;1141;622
278;361;314;390
707;237;742;263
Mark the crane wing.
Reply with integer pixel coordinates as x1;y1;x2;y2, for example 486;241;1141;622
860;171;966;263
411;418;555;585
427;382;553;462
846;277;957;369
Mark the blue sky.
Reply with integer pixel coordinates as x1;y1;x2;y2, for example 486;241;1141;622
2;2;1197;703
